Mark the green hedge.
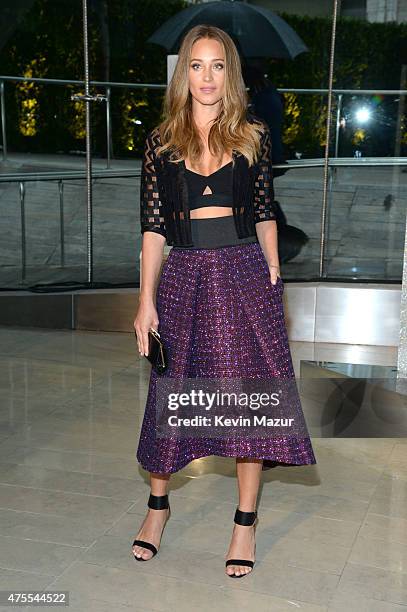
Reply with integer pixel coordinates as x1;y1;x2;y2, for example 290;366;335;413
1;0;406;158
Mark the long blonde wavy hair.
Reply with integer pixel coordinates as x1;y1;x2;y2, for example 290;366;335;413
156;24;265;168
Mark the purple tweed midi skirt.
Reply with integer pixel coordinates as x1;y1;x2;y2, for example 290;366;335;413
136;241;316;473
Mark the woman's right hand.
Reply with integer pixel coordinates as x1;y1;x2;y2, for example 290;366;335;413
134;297;159;357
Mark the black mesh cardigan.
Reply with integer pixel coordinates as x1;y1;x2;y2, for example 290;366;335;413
139;113;277;247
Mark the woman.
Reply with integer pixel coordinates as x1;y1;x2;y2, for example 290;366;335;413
133;24;316;578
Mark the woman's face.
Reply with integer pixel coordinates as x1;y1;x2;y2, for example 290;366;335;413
188;37;225;108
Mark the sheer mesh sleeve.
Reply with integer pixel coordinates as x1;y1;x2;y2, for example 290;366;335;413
140;129;167;239
253;124;277;224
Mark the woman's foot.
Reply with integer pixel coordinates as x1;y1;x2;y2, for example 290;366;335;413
132;506;170;560
225;520;257;577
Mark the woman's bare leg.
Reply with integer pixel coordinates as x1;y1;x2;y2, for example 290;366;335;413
225;458;262;576
132;472;171;560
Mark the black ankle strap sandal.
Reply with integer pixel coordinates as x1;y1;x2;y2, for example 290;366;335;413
225;507;258;578
132;493;170;561
147;493;169;510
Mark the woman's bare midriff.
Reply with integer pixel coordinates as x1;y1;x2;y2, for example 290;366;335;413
190;206;233;219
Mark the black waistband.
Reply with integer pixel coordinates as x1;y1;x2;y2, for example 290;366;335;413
172;215;258;250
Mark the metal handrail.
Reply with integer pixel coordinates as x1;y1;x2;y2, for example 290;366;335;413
0;169;141;181
0;75;406;94
0;157;406;183
1;75;406;167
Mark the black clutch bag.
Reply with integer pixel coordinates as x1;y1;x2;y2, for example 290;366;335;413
146;328;168;374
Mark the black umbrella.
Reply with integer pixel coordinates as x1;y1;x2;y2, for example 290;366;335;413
147;0;308;59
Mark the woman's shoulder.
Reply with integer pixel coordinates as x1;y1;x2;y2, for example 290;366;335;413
246;112;271;158
246;110;267;130
143;125;167;165
246;110;270;145
145;125;162;147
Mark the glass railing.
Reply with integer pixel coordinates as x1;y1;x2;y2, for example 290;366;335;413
1;158;405;290
0;77;405;290
1;77;405;162
0;76;166;166
0;170;141;289
324;161;406;280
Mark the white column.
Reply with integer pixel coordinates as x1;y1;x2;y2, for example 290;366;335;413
397;216;407;378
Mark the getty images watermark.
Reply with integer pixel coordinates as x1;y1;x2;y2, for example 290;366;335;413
153;375;407;440
155;377;310;440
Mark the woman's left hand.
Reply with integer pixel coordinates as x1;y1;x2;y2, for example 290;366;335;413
269;264;281;285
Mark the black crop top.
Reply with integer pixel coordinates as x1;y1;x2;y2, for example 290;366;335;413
183;159;233;211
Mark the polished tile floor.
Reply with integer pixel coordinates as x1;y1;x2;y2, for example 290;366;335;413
0;327;405;611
